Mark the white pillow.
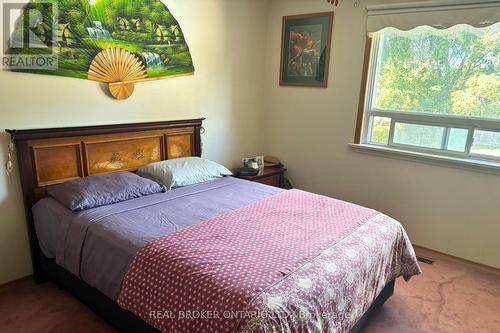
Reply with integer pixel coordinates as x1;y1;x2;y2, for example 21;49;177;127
137;157;232;190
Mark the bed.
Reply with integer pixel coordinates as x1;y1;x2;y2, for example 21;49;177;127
7;118;420;333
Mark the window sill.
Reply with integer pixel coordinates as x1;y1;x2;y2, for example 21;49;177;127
348;143;500;175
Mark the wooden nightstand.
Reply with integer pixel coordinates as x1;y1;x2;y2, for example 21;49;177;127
234;166;287;188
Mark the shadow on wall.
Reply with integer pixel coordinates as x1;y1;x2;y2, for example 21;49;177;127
0;131;32;284
221;0;267;165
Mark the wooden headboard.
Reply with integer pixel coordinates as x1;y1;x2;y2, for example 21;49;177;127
6;118;204;282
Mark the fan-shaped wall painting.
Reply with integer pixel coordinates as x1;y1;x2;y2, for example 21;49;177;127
5;0;194;99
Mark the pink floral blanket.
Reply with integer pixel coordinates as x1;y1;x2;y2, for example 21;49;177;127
118;189;420;332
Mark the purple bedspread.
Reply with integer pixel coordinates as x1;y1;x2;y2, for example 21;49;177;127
33;177;283;300
118;189;421;333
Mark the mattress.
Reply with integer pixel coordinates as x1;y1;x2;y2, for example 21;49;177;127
33;177;283;300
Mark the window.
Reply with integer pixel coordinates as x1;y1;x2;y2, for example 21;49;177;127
361;23;500;164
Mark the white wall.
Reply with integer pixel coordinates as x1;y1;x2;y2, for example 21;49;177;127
262;0;500;268
0;0;268;284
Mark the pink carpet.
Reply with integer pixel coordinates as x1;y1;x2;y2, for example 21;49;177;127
1;247;499;332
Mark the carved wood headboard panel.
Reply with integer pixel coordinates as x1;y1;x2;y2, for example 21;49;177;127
28;127;195;195
6;118;204;282
8;118;203;201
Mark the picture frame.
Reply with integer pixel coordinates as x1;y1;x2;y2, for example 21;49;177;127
255;156;265;170
279;12;334;87
242;157;255;168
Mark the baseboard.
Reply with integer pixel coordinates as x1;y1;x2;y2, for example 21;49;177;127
0;275;33;291
413;245;500;275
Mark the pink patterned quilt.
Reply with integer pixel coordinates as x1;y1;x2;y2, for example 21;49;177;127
118;189;421;333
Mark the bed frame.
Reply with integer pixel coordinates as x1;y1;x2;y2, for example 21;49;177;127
7;118;205;284
7;118;394;333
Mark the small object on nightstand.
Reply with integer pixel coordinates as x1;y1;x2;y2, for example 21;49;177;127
233;166;287;188
264;155;282;168
233;167;259;176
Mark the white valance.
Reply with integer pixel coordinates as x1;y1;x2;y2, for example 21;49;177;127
366;0;500;32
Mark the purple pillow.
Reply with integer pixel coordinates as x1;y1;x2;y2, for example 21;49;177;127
47;172;164;211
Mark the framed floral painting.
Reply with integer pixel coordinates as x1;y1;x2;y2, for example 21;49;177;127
279;12;334;87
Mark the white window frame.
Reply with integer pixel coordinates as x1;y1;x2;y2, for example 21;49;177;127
361;30;500;164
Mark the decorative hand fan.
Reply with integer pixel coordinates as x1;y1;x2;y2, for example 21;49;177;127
5;0;194;100
88;48;147;99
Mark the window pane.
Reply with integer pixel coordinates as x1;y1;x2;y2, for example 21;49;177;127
471;130;500;158
373;24;500;120
447;128;468;152
393;123;444;149
369;116;391;145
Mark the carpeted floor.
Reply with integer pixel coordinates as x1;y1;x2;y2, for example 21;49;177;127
364;247;500;333
1;247;499;333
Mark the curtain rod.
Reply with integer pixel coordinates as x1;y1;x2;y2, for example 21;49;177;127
367;0;500;12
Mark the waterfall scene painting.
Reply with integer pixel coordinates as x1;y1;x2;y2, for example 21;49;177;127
5;0;194;80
